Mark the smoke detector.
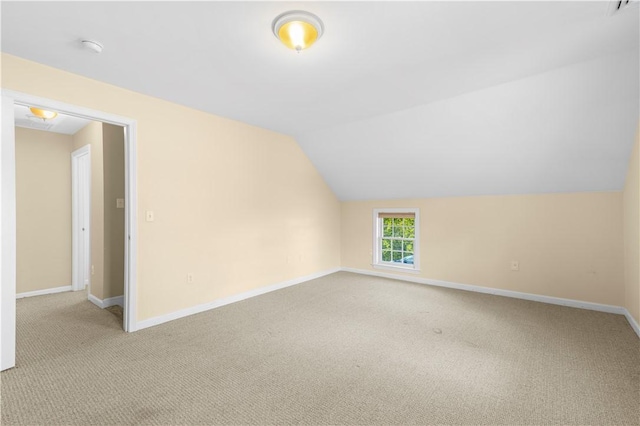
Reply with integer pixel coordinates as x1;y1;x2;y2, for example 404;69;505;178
81;39;103;54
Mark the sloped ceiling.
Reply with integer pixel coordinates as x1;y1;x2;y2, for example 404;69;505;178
1;1;638;200
297;51;638;199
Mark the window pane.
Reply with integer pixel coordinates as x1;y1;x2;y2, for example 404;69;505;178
404;226;415;239
383;222;393;237
376;212;418;269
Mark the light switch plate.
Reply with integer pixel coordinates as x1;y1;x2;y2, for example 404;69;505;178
116;198;125;208
145;210;154;222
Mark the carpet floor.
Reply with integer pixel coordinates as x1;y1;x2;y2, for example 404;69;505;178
1;272;639;425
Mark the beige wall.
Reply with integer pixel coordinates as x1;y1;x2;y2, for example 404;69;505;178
102;124;125;299
4;54;636;326
15;127;74;294
16;123;126;301
2;54;341;321
72;122;126;301
342;192;624;306
623;125;640;324
73;121;105;300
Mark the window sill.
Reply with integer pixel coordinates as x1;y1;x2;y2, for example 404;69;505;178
372;263;422;274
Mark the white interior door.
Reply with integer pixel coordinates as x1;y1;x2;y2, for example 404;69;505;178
72;145;91;292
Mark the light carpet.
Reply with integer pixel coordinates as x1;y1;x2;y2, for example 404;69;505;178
1;272;639;425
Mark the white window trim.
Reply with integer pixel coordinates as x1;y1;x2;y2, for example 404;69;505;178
372;208;421;274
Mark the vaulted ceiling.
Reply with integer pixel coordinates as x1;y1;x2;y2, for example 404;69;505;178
2;1;638;200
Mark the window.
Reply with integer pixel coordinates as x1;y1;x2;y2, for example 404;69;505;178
372;209;420;272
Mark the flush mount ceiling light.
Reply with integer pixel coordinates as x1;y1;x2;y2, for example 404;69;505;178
29;107;58;121
272;10;324;52
81;39;104;54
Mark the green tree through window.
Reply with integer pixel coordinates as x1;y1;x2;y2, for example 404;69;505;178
380;216;415;265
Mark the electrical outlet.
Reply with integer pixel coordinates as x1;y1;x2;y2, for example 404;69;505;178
116;198;125;209
91;265;95;275
187;273;194;284
511;261;520;271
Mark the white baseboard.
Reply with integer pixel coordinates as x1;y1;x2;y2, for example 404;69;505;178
16;285;72;299
104;295;124;308
341;267;626;314
88;294;124;309
341;267;640;339
624;310;640;338
87;294;102;308
137;267;341;331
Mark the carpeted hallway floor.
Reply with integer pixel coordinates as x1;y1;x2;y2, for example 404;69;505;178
1;272;639;425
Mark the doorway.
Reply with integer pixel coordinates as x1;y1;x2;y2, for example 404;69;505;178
1;90;139;371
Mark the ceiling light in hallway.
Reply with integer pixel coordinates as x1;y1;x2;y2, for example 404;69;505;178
28;107;58;121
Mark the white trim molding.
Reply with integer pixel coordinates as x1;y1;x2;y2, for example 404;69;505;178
122;120;138;332
2;90;138;370
624;310;640;338
88;294;102;308
372;208;420;273
88;294;124;309
137;267;340;331
1;95;17;371
341;267;640;339
16;286;72;299
371;263;422;274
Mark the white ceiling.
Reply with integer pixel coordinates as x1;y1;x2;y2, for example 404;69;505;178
2;1;638;200
14;104;91;135
298;50;639;200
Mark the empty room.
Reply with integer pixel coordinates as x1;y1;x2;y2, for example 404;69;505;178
1;1;638;425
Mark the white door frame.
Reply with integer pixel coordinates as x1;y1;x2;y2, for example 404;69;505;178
71;145;92;292
1;89;139;371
